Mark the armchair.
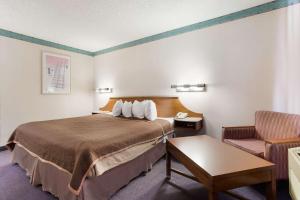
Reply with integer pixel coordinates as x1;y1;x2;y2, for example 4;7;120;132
222;111;300;179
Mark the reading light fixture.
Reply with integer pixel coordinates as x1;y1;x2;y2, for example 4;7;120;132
96;88;113;93
171;84;206;92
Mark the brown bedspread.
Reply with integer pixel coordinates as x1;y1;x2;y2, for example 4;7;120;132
7;114;173;194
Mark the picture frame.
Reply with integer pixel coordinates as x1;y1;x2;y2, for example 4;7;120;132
42;52;71;94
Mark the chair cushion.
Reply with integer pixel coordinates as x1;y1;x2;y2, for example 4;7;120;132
224;139;265;158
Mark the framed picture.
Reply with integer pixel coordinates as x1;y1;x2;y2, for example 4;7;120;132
42;52;71;94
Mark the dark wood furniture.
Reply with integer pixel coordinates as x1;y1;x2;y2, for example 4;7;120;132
166;135;276;200
100;96;203;118
0;146;7;152
92;110;111;115
174;117;203;137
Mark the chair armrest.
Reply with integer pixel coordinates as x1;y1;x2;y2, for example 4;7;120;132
265;138;300;145
265;139;300;179
222;126;256;141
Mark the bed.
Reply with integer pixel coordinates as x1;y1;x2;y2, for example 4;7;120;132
7;96;202;200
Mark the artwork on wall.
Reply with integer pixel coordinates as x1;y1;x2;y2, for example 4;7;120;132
42;52;71;94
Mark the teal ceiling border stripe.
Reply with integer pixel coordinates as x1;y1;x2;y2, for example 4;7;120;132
0;28;94;56
94;0;300;56
1;0;299;57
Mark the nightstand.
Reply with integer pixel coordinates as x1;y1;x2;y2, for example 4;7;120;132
174;117;203;137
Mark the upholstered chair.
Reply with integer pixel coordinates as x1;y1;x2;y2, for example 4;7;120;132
222;111;300;179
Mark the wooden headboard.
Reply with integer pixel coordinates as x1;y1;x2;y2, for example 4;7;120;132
100;96;203;118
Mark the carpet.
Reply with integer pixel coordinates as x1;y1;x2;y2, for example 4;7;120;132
0;151;291;200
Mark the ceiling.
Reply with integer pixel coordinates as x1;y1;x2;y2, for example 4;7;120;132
0;0;273;52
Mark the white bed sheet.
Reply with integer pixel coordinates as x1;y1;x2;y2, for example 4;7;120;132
98;112;174;126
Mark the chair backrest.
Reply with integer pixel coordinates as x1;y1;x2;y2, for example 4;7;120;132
255;111;300;140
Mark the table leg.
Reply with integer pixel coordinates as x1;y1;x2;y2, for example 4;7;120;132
166;151;171;180
208;189;217;200
266;169;276;200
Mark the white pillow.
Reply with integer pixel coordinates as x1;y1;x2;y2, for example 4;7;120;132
144;100;157;121
132;100;145;119
122;101;133;118
112;100;123;116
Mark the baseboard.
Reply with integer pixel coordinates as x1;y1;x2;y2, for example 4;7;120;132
0;146;7;152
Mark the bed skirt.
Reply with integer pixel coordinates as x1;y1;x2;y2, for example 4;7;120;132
12;142;166;200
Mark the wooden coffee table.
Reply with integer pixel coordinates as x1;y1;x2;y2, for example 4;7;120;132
166;135;276;200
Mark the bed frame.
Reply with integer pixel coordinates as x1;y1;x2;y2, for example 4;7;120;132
100;96;202;118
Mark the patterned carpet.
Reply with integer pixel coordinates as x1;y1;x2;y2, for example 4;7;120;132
0;150;291;200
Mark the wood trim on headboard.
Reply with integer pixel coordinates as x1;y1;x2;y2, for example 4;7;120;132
100;96;203;118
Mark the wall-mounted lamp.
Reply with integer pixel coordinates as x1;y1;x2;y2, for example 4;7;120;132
171;84;206;92
96;88;113;93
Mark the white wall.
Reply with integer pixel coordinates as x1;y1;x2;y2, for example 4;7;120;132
94;4;300;139
0;37;94;145
1;4;299;145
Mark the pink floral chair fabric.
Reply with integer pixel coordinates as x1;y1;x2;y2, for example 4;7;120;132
222;111;300;179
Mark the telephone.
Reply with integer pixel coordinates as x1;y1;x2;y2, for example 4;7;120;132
175;112;188;119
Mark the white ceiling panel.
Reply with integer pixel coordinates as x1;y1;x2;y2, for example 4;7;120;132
0;0;273;52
